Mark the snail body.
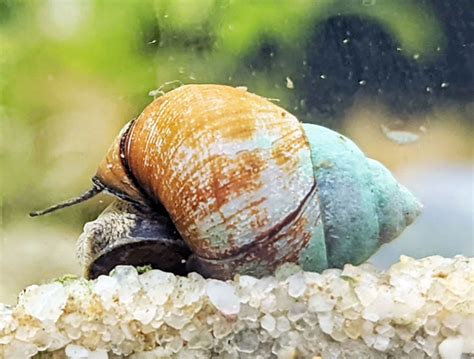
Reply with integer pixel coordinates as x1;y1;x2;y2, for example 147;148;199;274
32;84;421;279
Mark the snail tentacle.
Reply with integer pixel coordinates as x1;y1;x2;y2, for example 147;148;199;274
29;183;104;217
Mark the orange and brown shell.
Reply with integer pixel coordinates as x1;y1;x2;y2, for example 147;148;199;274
94;84;323;278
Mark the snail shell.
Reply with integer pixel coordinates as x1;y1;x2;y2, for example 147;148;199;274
97;85;321;278
31;84;422;279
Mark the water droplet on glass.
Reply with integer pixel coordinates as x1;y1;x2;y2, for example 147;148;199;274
320;74;326;80
266;97;280;103
441;82;449;88
285;77;294;89
380;125;420;145
342;38;350;44
413;53;420;60
426;86;432;93
359;80;366;86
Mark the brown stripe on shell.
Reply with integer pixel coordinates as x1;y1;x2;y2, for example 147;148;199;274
173;150;269;258
186;181;321;279
271;127;309;174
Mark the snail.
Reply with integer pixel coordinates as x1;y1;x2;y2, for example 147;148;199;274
31;84;421;280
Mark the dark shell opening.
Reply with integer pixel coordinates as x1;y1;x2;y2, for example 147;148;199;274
87;237;192;279
83;205;192;279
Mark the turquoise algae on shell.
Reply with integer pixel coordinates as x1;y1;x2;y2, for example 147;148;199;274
299;124;422;271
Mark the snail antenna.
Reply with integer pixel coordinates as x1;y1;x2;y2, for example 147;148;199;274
29;184;104;217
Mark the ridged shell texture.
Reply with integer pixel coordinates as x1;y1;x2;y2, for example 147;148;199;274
122;85;320;274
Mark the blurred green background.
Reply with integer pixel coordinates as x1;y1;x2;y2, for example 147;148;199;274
1;0;472;304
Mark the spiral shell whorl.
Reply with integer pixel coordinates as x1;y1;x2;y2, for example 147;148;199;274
365;159;422;243
303;124;422;268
